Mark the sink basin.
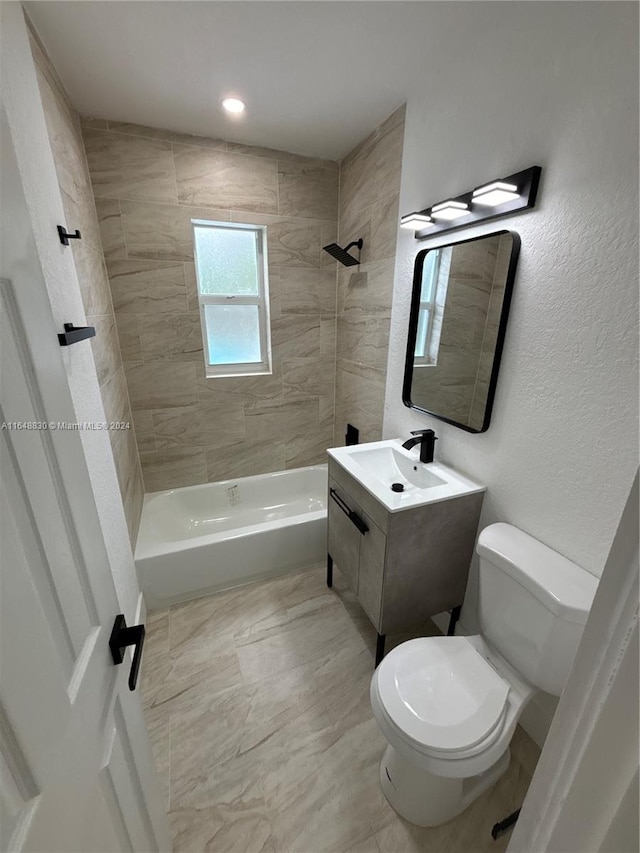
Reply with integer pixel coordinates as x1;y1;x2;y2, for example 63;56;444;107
327;439;486;512
349;446;446;490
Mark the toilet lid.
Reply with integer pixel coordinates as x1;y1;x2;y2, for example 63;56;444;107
377;636;510;752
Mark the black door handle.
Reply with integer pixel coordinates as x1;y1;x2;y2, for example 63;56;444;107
109;614;145;691
329;488;368;535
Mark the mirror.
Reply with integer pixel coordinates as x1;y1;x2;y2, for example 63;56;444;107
403;230;520;433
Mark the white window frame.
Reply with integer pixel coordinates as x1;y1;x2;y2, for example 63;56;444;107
192;219;272;378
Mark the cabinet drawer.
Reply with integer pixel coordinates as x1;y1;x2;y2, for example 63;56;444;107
327;479;366;594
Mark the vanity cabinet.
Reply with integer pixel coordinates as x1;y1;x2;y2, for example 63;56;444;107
327;459;484;661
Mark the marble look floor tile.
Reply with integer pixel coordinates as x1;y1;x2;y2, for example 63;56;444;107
169;805;274;853
234;592;360;685
142;565;534;853
143;633;243;719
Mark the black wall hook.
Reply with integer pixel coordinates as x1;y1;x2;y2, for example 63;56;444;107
57;225;82;246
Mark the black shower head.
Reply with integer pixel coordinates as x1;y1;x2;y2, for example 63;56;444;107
322;239;363;267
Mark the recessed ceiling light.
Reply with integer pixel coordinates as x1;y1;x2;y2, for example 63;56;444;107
472;181;520;206
431;200;470;221
221;97;246;114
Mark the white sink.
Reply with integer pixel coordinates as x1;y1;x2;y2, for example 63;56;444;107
327;439;486;512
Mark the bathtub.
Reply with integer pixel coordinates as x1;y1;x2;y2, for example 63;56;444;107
135;464;328;609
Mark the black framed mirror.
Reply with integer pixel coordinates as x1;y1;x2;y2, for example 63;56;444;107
403;230;520;433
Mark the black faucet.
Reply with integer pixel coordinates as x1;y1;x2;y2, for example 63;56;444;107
402;429;438;463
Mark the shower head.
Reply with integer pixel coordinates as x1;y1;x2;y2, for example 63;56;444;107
322;239;363;267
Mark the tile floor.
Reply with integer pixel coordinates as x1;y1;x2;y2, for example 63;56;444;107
141;565;540;852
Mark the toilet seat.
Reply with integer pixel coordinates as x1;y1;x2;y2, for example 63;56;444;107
376;636;510;755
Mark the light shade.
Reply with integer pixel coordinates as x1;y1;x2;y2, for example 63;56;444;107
472;181;519;206
221;97;246;114
431;200;469;221
400;212;433;230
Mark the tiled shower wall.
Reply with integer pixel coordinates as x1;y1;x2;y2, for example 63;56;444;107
334;106;406;444
82;119;339;491
29;28;144;544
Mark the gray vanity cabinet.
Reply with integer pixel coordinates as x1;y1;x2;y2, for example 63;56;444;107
327;459;484;652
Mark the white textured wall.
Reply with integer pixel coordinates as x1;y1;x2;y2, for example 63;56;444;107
385;2;638;614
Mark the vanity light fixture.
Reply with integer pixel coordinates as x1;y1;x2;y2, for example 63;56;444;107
221;97;246;114
431;200;470;221
401;166;542;241
472;181;520;207
400;212;433;230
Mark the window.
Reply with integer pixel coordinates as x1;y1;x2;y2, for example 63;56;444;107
193;220;271;377
414;248;442;365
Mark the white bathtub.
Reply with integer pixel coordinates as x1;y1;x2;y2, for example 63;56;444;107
135;464;328;609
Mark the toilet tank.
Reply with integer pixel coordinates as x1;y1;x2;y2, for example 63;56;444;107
476;523;598;695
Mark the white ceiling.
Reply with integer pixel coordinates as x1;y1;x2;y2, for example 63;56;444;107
25;1;505;160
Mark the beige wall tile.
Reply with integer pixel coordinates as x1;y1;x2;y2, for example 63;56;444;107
101;366;133;425
174;144;278;213
79;114;343;490
285;424;334;469
111;425;145;541
87;314;120;387
283;358;335;399
125;362;198;410
140;446;208;492
271;315;321;362
244;397;319;441
131;410;157;452
265;217;322;268
119;200;230;261
336;315;391;371
335;107;404;442
152;401;245;448
320;316;337;356
60;185;103;256
336;360;386;419
115;314;142;361
337;258;396;318
339;120;404;222
108;120;226;151
107;259;188;314
196;366;283;405
278;162;339;220
94;198;127;259
139;314;203;362
205;439;287;482
71;241;113;316
83;128;178;203
340;195;400;264
279;267;337;315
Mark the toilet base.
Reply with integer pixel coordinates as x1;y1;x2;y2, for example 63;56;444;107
379;743;511;827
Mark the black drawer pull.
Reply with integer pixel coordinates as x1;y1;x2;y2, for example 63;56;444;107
109;614;145;691
330;488;368;535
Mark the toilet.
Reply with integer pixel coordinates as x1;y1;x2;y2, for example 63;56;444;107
370;522;598;827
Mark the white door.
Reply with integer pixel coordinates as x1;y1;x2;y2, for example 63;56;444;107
0;106;170;852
